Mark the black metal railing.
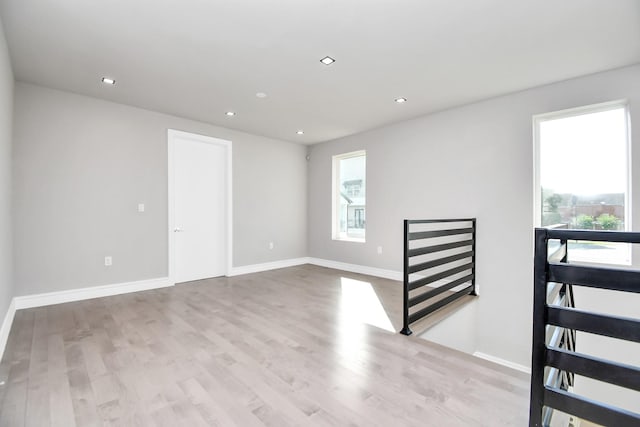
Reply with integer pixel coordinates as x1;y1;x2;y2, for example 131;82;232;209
530;228;640;427
539;231;576;426
400;218;476;336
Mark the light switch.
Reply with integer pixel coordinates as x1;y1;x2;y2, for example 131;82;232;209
138;203;145;212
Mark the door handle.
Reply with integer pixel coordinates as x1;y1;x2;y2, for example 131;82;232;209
174;228;183;232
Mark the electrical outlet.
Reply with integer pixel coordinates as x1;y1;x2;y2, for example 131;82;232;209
269;242;274;250
377;246;383;254
104;256;113;266
138;203;145;212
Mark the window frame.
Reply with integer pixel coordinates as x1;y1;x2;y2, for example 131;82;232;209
332;150;366;242
533;100;632;265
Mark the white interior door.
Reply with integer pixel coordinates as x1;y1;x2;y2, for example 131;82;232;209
170;130;230;283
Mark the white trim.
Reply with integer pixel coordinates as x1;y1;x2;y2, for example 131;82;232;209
168;131;176;281
307;257;402;281
230;257;473;287
229;258;310;276
333;237;366;243
532;99;630;230
332;149;367;242
473;351;531;374
227;143;234;275
13;277;172;310
533;99;632;266
0;299;16;361
532;112;542;228
0;277;171;361
533;99;628;122
625;103;633;263
228;257;404;281
168;129;233;283
306;259;471;292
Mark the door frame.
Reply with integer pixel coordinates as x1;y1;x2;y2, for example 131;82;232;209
168;129;233;284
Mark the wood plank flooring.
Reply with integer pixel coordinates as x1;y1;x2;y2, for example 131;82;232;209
0;265;529;426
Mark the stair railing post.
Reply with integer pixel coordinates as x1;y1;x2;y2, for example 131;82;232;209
529;228;549;426
400;219;413;335
470;218;477;296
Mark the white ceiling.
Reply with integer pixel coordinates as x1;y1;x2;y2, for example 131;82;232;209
1;0;639;144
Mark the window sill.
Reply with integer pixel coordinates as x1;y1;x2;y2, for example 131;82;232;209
333;237;366;243
566;241;631;267
568;259;632;268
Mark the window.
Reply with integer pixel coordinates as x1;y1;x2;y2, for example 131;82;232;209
534;101;631;265
333;150;366;241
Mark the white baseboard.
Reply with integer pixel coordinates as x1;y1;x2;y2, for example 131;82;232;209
0;298;16;362
307;257;402;281
0;276;171;362
473;351;531;374
229;256;469;284
227;257;403;281
228;257;310;277
13;277;173;310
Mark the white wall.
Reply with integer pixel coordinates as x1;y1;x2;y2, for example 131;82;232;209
0;19;13;328
12;82;307;296
308;63;640;367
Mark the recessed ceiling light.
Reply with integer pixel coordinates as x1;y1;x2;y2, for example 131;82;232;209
256;92;267;98
395;97;407;103
296;130;304;135
101;77;116;85
320;56;335;65
225;111;235;116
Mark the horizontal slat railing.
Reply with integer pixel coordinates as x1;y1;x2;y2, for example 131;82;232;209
549;263;640;293
408;285;475;324
408;251;474;274
408;274;474;307
409;228;473;241
544;388;640;427
547;306;640;343
407;239;473;258
546;348;640;392
529;228;640;427
400;218;476;336
543;229;640;243
408;263;474;291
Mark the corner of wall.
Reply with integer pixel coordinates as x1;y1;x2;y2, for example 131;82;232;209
0;298;16;360
0;14;15;362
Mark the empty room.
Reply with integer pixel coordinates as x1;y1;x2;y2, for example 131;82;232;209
0;1;639;426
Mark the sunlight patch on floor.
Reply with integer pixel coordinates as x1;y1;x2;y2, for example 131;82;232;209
339;277;395;332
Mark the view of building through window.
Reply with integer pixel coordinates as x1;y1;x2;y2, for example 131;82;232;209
537;103;630;264
333;151;366;241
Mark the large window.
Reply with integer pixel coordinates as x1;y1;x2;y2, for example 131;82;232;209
333;150;366;241
534;101;631;264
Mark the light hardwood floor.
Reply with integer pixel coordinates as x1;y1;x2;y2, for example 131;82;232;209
0;265;529;426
